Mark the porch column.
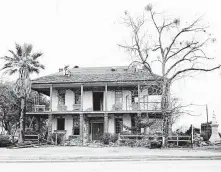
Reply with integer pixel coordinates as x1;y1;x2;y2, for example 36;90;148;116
48;85;53;141
104;113;108;133
50;85;53;111
79;113;84;143
105;84;107;111
47;113;53;141
36;116;40;132
138;83;140;110
80;85;83;111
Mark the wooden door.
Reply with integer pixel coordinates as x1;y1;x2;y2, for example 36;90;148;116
92;123;104;140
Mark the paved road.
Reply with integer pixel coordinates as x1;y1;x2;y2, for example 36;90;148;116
1;160;221;172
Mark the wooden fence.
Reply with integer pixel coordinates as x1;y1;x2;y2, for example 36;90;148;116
118;134;192;146
24;134;40;143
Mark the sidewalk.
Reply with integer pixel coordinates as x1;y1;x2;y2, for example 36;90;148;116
0;146;221;162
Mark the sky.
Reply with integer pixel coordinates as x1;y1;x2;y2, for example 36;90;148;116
0;0;221;132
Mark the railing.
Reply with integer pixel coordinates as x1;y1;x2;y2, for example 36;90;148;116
24;134;40;143
32;105;50;112
118;134;192;146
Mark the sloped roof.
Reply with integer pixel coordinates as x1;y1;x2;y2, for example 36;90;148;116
32;66;161;84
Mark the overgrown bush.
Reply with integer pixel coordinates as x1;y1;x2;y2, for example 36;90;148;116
0;135;12;147
201;132;211;141
150;140;162;149
51;133;65;145
120;139;151;148
101;133;119;145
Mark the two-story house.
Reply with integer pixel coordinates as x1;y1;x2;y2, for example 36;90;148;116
27;66;168;144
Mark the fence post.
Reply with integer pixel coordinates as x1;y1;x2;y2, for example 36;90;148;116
191;124;194;148
117;133;120;145
162;136;165;146
38;134;40;144
176;135;179;147
55;133;58;145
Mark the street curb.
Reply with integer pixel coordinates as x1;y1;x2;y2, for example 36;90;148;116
1;156;221;163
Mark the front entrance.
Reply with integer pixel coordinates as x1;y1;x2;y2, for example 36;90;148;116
91;123;104;140
93;92;103;111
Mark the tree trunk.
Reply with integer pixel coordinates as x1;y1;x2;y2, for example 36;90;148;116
162;81;170;148
18;97;25;143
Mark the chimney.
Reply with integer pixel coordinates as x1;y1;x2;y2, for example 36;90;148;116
59;68;63;72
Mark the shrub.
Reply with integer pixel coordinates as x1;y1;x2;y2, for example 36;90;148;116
101;133;119;145
201;132;211;141
150;140;162;149
0;135;12;147
51;133;65;145
121;139;151;148
102;133;111;145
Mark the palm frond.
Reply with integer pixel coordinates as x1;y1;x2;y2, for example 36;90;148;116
15;43;22;57
31;52;43;60
8;50;19;60
23;43;33;57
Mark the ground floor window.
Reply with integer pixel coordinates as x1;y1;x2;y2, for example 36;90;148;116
57;118;65;130
115;118;123;134
73;117;80;135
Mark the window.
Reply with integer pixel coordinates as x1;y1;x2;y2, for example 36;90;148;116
131;90;138;103
115;118;123;134
58;89;66;105
73;117;80;135
75;92;81;104
148;85;162;95
115;91;123;104
57;118;65;130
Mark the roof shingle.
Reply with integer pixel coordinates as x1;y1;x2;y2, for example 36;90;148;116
32;66;161;84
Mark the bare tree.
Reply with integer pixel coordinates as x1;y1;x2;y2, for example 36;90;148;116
119;5;221;147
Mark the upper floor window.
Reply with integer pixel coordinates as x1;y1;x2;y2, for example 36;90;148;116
58;89;66;105
75;92;81;104
131;90;138;103
148;85;162;95
115;91;123;104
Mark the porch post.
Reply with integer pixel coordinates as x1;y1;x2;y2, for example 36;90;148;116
50;85;53;111
80;85;83;111
138;83;140;110
105;84;107;111
104;113;108;133
48;85;53;141
47;113;53;141
79;113;84;143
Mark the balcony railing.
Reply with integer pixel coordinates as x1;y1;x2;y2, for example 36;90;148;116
30;102;163;113
32;105;50;112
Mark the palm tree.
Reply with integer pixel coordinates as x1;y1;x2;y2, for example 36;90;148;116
1;43;45;143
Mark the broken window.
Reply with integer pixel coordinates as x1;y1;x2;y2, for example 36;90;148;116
148;85;162;95
131;90;138;103
58;89;66;105
75;91;81;104
115;91;123;104
57;118;65;130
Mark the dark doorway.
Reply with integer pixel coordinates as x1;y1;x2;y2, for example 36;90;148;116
93;92;103;111
57;118;65;130
91;123;104;140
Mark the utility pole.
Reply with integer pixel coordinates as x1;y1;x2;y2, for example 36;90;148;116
206;104;209;124
206;104;209;140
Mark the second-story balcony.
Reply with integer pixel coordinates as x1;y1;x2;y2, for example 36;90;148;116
28;82;168;114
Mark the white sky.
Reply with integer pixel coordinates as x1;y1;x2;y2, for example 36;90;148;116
0;0;221;131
